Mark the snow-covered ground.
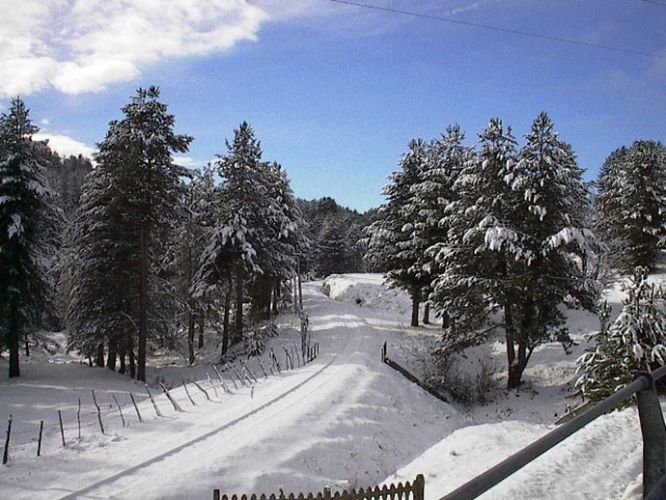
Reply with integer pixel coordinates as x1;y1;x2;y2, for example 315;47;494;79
0;274;653;499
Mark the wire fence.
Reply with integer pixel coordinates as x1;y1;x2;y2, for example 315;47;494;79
3;340;320;464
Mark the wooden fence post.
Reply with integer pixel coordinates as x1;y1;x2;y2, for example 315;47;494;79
3;415;12;464
159;382;184;412
183;381;196;406
112;395;126;427
130;393;143;422
145;384;162;417
77;398;81;439
414;474;425;500
193;380;211;401
37;420;44;457
58;410;66;447
207;373;219;398
91;390;105;434
213;365;232;393
257;358;269;379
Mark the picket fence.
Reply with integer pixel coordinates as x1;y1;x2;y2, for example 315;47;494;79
213;475;425;500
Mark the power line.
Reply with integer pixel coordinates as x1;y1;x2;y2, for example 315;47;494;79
329;0;666;60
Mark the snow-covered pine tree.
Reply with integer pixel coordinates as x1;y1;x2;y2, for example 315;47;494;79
576;267;666;402
509;112;601;387
251;162;309;319
412;125;468;323
94;86;192;381
168;168;210;365
432;114;599;388
0;98;59;377
430;119;524;372
195;122;266;346
365;139;430;327
65;166;136;371
595;140;666;271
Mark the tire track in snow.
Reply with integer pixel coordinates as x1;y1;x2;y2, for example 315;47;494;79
58;309;360;500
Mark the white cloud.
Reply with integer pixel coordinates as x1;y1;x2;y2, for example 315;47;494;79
174;155;205;168
33;132;96;158
0;0;270;97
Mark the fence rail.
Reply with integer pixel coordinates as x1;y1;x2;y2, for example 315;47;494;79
214;475;425;500
441;366;666;500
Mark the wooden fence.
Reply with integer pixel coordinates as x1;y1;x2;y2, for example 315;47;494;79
214;475;425;500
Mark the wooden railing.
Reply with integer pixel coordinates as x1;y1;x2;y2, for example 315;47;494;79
214;474;425;500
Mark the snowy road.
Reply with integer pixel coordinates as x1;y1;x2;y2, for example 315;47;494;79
3;282;455;499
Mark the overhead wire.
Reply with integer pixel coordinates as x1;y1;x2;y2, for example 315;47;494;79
328;0;666;60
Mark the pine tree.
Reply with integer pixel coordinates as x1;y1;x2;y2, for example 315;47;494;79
365;139;430;326
412;125;468;323
195;122;265;345
576;268;666;402
68;87;192;381
432;114;600;388
66;167;135;370
595;140;666;271
431;118;524;369
0;98;58;377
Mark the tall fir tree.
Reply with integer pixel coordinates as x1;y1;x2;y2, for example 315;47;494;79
365;139;430;326
595;140;666;271
0;98;58;377
411;125;468;324
68;87;192;381
432;114;600;388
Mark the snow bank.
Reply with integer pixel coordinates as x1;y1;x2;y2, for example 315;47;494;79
322;274;413;316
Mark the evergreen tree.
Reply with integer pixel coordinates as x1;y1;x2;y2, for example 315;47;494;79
365;139;430;326
577;268;666;402
412;125;468;323
595;140;666;271
195;122;266;345
0;98;58;377
431;119;524;368
66;166;136;371
432;114;600;388
67;87;192;381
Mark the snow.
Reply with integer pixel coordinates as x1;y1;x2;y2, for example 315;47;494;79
0;274;658;499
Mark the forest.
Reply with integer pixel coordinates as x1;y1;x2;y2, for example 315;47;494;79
2;87;666;402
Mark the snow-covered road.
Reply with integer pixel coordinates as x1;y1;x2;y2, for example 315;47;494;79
2;281;456;499
2;276;651;500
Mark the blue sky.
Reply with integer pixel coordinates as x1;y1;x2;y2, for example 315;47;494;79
1;0;665;212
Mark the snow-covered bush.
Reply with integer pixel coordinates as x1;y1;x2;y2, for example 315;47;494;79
441;346;498;406
244;329;266;357
576;267;666;402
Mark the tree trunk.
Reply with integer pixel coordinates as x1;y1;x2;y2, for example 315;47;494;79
198;313;205;349
235;268;244;342
442;310;450;329
107;338;117;371
505;303;522;389
298;272;303;309
8;304;20;378
129;331;136;379
272;278;280;315
422;303;430;325
137;226;148;382
24;331;30;358
222;286;231;355
410;288;420;327
96;343;105;368
118;335;127;375
187;310;195;365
